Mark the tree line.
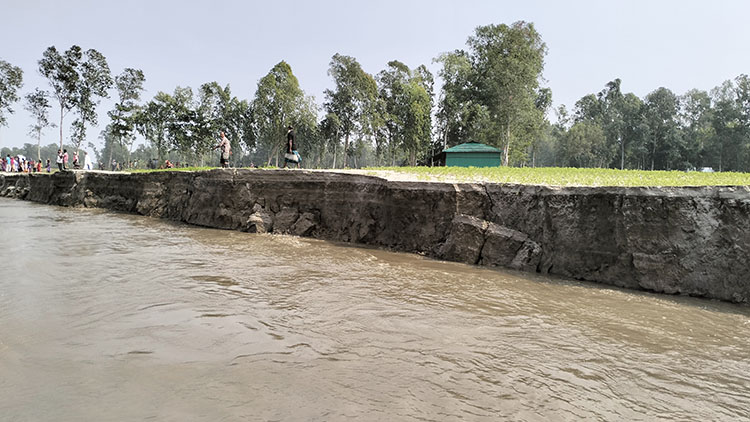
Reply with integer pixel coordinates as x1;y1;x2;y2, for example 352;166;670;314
1;21;749;171
540;76;750;172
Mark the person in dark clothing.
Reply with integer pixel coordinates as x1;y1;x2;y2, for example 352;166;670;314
282;126;301;168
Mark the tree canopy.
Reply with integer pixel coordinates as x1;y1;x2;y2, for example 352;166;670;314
0;59;24;128
3;24;749;172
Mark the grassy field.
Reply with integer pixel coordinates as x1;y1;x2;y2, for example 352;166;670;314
362;166;750;187
130;166;216;173
109;165;750;187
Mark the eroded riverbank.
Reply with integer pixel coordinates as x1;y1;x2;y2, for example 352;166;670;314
2;169;749;302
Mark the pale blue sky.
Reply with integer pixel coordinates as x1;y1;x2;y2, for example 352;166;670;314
1;0;749;149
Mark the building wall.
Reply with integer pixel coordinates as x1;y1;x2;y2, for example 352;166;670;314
446;152;501;167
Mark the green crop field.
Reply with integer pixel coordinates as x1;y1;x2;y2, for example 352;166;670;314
362;166;750;187
130;166;216;173
122;165;750;187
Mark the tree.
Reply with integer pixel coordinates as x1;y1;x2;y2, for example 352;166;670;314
136;92;171;163
573;79;632;169
319;112;341;168
468;22;548;165
598;79;626;169
71;49;113;156
165;87;199;163
734;74;750;171
708;79;746;171
324;54;378;168
558;121;609;167
0;59;23;128
24;89;55;161
643;87;682;170
38;46;82;149
435;51;489;149
107;68;143;167
619;93;646;169
436;22;549;166
679;89;713;169
39;45;114;151
378;61;433;166
526;87;553;167
196;82;253;164
377;61;434;166
251;61;315;166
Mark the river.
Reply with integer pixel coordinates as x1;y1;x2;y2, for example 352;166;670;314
1;198;750;421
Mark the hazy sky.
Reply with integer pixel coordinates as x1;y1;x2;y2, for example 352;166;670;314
1;0;749;150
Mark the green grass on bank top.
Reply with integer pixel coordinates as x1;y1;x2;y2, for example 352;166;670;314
363;166;750;187
130;166;216;173
86;165;750;187
130;165;280;173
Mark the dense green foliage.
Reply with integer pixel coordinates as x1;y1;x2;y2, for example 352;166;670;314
38;46;114;150
103;68;145;166
23;89;54;160
324;54;379;168
436;22;549;166
547;76;750;172
252;61;316;166
0;59;24;127
3;24;750;175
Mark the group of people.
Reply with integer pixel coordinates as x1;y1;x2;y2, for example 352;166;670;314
4;129;301;173
211;126;302;169
53;149;92;171
2;154;50;173
1;149;95;173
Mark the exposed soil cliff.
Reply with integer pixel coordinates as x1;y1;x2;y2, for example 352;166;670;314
3;170;749;302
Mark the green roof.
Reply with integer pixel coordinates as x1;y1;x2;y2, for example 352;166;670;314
443;142;502;154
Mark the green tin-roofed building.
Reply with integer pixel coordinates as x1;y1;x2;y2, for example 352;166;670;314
443;142;502;167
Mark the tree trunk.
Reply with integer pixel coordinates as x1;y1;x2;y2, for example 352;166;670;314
158;139;164;164
59;107;64;149
343;133;350;168
620;136;624;170
503;126;511;166
108;136;116;171
651;140;656;171
37;132;42;161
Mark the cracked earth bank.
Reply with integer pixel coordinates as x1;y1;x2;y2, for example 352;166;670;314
2;169;750;303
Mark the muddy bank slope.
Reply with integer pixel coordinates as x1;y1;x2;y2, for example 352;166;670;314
2;169;749;302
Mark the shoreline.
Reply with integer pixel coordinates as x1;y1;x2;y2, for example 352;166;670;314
2;169;749;303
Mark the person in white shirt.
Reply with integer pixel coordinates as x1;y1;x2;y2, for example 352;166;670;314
56;150;63;171
84;151;93;170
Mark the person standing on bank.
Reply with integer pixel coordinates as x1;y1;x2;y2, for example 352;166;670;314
62;149;69;170
56;150;64;171
213;131;231;168
84;151;92;170
282;125;301;169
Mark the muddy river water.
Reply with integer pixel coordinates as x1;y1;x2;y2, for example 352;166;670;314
1;198;750;421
